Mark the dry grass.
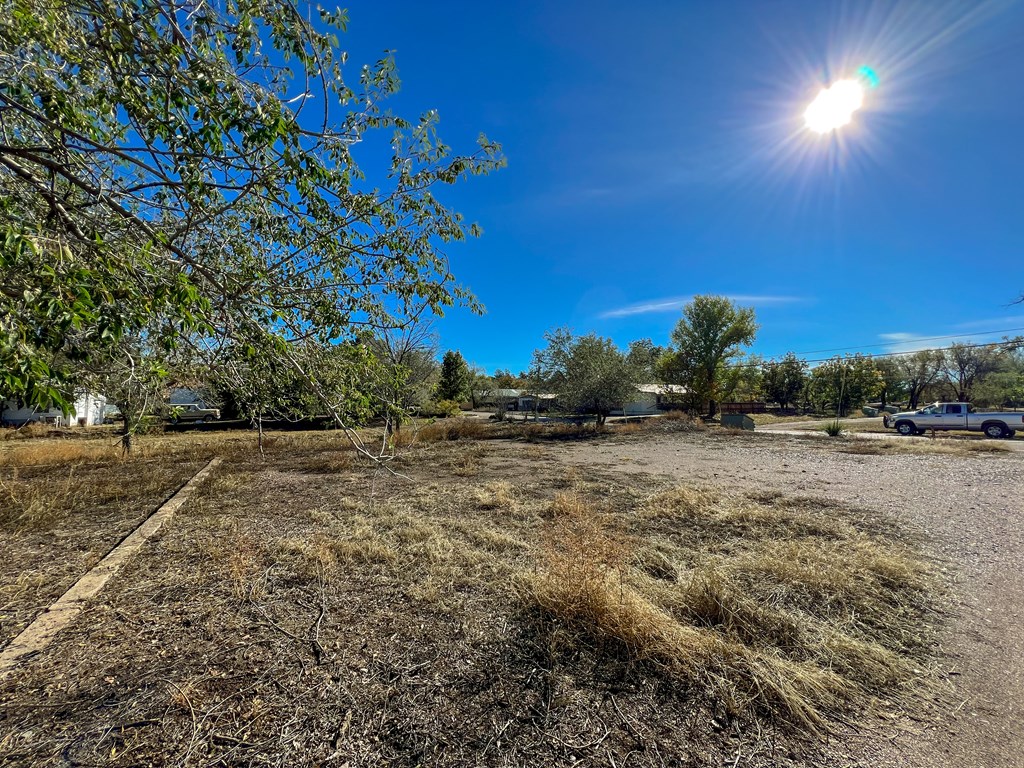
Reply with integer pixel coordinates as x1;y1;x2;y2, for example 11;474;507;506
836;439;1009;456
520;422;605;441
0;428;947;765
473;480;517;509
414;418;487;443
0;440;120;467
0;467;84;529
523;485;936;729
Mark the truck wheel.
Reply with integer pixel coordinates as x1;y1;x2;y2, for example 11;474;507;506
983;422;1008;439
895;421;916;436
203;415;215;423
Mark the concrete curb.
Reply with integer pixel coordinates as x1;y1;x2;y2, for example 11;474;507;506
0;456;222;678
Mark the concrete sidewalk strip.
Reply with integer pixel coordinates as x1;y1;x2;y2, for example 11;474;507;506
0;457;222;678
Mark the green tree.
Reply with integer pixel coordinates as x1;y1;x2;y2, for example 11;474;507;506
761;353;808;409
0;1;502;428
365;324;440;429
660;296;758;416
436;350;472;403
940;341;1019;402
808;355;882;416
873;356;908;410
86;336;171;454
720;354;764;403
532;329;638;426
894;350;944;409
626;338;667;382
212;337;375;453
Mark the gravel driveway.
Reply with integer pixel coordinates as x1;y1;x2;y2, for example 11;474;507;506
550;430;1024;768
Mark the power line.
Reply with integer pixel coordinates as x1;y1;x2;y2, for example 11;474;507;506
777;327;1024;358
737;336;1024;369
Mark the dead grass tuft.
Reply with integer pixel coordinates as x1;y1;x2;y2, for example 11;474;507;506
837;439;1009;456
415;418;487;443
523;485;936;729
473;480;517;510
0;440;118;467
642;485;721;518
0;467;83;529
521;422;603;442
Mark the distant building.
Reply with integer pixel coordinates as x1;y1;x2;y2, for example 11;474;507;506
473;388;523;409
611;384;688;416
516;393;558;412
1;392;108;427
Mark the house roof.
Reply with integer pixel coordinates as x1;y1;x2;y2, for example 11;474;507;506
473;388;523;398
636;383;688;395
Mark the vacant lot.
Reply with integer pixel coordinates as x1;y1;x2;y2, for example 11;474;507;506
0;423;1020;767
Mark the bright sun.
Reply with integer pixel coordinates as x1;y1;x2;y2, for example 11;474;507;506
804;79;865;134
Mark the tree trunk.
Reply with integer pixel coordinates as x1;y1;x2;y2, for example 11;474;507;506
257;411;265;457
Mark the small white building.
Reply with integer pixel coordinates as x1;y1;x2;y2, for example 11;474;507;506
1;392;108;427
611;384;688;416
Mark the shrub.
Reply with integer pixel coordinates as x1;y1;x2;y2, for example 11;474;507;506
420;399;462;418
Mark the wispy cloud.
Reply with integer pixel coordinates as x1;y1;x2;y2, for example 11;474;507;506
879;323;1024;354
600;294;803;319
952;315;1024;331
878;333;938;354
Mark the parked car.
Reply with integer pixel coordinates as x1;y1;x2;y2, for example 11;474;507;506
883;402;1024;439
168;403;221;424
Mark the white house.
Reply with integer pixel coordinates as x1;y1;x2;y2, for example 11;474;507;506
1;392;108;427
611;384;688;416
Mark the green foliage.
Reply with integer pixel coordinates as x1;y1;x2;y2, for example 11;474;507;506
421;399;462;418
365;325;440;425
0;1;502;418
533;329;638;426
719;353;763;403
940;341;1019;403
660;296;758;415
761;353;808;409
894;350;944;409
626;338;666;382
213;337;375;428
823;419;844;437
436;350;472;402
873;356;909;409
808;355;882;416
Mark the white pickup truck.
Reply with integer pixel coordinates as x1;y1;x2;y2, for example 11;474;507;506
883;402;1024;439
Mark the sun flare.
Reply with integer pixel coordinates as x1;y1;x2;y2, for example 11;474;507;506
804;79;865;134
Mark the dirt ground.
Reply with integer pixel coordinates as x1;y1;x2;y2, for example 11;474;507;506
558;430;1024;768
0;458;205;648
0;426;1020;767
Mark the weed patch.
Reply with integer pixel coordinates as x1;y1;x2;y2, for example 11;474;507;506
522;486;937;729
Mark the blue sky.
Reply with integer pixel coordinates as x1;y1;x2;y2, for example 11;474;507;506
340;0;1024;374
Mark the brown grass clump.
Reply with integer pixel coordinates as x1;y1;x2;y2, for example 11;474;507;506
837;439;1008;456
523;485;936;729
416;418;487;442
473;480;517;510
0;440;118;467
520;422;604;441
0;467;83;529
641;485;721;518
215;530;269;599
524;492;859;727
